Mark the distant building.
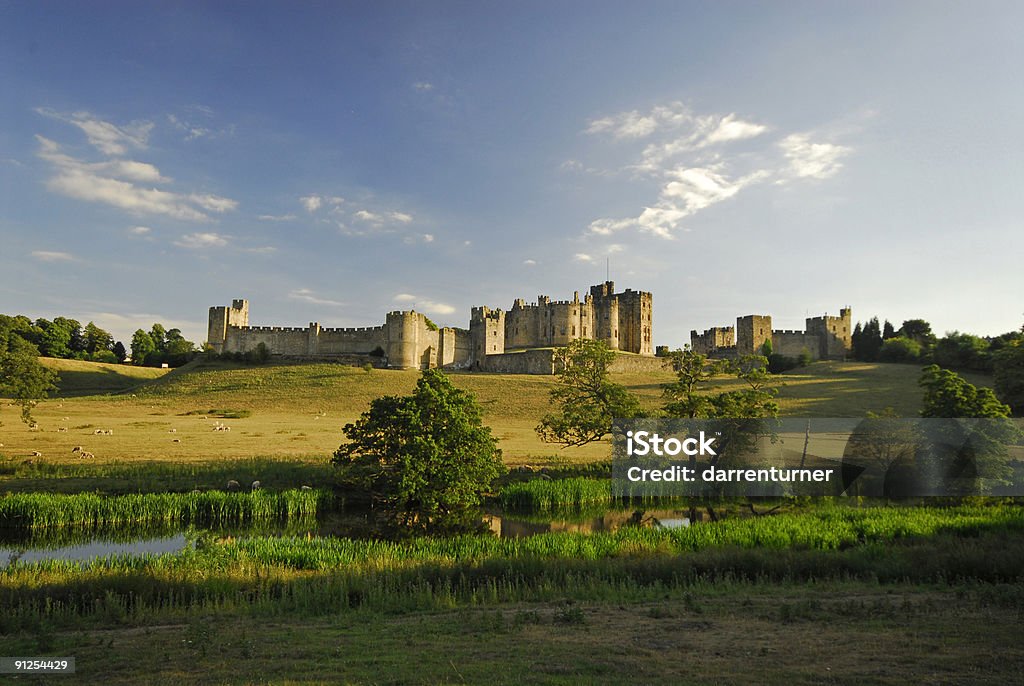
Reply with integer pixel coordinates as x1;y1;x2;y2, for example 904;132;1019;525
207;281;657;373
691;308;852;361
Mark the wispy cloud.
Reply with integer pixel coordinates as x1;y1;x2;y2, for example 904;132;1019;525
392;293;455;316
581;101;852;239
129;226;152;236
523;259;537;266
354;209;413;226
574;253;594;263
779;134;851;179
167;106;233;142
35;129;237;222
257;214;297;222
413;82;434;92
36;108;152;155
300;195;323;213
288;288;343;306
31;250;75;262
174;232;229;249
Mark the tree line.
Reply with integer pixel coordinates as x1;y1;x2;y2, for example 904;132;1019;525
0;314;198;368
851;316;1024;415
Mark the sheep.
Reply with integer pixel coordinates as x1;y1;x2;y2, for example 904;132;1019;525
226;479;241;492
62;416;70;421
172;438;181;443
71;446;82;453
250;480;261;492
169;428;177;433
30;450;43;457
79;451;95;459
57;427;68;433
300;485;313;491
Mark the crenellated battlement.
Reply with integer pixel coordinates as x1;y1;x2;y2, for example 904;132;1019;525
694;306;852;361
208;280;653;372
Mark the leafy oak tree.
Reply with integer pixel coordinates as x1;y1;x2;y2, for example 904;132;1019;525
332;369;505;525
536;339;643;447
0;338;58;425
918;364;1017;493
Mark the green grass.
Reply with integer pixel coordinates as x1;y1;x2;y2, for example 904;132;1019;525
1;503;1021;633
3;358;992;469
499;477;613;511
0;489;330;531
42;357;172;396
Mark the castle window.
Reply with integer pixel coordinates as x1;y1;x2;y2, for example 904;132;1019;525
614;329;617;338
583;327;587;336
572;326;575;336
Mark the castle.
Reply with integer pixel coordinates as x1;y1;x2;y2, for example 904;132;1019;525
690;308;852;360
207;282;654;373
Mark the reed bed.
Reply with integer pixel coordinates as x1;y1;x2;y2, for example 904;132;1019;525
1;503;1022;632
498;477;614;511
0;489;330;531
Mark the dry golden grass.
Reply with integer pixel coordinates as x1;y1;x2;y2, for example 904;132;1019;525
0;357;991;468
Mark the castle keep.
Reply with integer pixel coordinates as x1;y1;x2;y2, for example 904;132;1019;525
690;307;852;361
207;282;654;373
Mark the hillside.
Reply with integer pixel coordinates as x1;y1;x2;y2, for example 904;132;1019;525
41;357;172;396
0;358;993;466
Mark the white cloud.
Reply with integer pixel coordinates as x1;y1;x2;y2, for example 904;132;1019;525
34;135;237;222
574;253;594;263
188;193;238;213
392;293;455;316
31;250;75;262
174;232;229;249
413;82;434;92
585;102;692;140
588;167;770;240
579;101;850;240
779;134;851;179
288;288;343;306
300;195;323;213
523;259;537;266
257;214;297;222
354;209;413;226
705;114;768;145
48;169;211;222
37;108;152;155
129;226;152;235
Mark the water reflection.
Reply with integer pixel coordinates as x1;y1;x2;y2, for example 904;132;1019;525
2;534;187;568
485;508;694;537
0;505;703;565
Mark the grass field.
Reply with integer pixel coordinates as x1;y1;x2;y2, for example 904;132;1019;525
0;357;992;471
1;357;1021;684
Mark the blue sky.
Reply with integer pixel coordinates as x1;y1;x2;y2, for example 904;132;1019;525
2;2;1022;347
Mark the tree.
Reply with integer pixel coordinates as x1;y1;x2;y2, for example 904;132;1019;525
0;338;58;425
993;343;1024;416
332;369;504;524
933;332;991;372
919;365;1016;493
37;318;71;358
843;409;923;497
112;341;128;363
882;320;896;340
84;322;114;356
536;339;642;447
878;336;922;363
852;317;883;361
130;329;156;366
899;319;936;349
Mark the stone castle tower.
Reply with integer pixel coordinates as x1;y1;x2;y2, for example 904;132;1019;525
206;281;654;372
